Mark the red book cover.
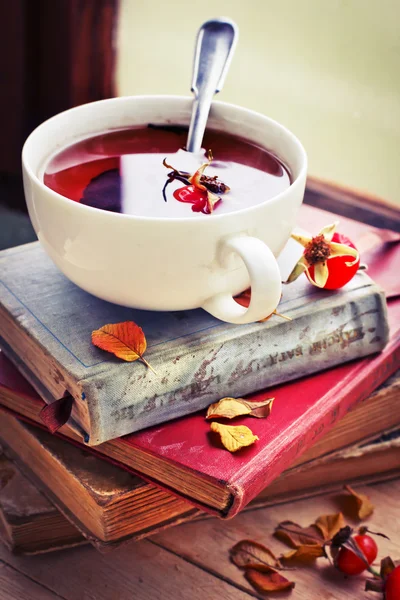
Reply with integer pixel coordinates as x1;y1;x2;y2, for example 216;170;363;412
0;206;399;517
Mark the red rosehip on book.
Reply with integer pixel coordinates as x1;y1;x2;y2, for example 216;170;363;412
286;222;360;289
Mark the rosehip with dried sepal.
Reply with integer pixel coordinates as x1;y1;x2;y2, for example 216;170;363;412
287;222;360;289
336;533;378;576
162;149;229;214
329;526;382;578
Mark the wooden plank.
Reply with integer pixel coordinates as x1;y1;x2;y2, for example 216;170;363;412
153;479;400;600
0;539;251;600
0;562;60;600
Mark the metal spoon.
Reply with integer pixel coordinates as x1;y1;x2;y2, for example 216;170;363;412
186;18;238;154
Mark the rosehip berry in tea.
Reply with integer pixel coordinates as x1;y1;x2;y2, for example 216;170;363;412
43;125;291;218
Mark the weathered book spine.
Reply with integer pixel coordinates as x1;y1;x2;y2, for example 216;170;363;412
81;284;389;444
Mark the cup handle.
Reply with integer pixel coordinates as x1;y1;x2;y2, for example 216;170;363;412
202;235;282;324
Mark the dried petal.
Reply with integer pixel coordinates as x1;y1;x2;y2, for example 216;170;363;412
329;242;359;265
290;232;312;247
189;155;212;191
312;261;329;288
319;222;338;242
281;544;325;563
314;513;346;540
230;540;280;569
274;521;324;548
210;422;258;452
286;254;308;283
206;397;274;420
92;322;155;373
206;190;220;213
245;566;295;593
344;485;375;520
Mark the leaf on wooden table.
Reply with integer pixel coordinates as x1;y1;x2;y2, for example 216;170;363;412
274;520;325;548
245;566;295;593
314;513;346;540
92;321;155;373
210;422;258;452
230;540;281;569
281;544;325;563
344;485;375;520
206;397;274;420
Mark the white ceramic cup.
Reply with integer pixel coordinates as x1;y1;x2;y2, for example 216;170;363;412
22;95;307;324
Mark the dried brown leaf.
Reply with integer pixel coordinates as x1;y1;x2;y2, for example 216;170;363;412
344;485;375;520
206;397;274;420
230;540;280;569
380;556;396;579
210;422;258;452
281;544;325;563
247;398;274;418
274;520;325;548
315;513;346;540
245;566;295;593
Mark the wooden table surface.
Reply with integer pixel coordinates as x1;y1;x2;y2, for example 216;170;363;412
0;478;398;600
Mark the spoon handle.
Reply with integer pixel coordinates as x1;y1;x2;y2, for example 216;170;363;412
186;18;238;154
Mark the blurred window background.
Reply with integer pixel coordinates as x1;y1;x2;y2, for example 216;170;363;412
117;0;400;205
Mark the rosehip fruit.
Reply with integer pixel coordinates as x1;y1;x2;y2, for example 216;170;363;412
336;534;378;576
385;565;400;600
307;232;360;290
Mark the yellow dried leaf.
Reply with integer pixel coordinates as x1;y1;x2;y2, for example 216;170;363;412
315;513;346;540
206;397;274;420
344;485;375;520
281;544;325;563
210;422;258;452
207;398;251;420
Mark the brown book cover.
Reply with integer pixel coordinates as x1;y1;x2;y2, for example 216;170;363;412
0;451;84;554
0;368;398;551
1;423;399;554
0;413;198;550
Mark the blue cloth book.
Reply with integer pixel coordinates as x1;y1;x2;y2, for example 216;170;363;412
0;241;389;445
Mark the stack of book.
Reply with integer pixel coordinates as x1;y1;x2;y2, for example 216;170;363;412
0;202;399;555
